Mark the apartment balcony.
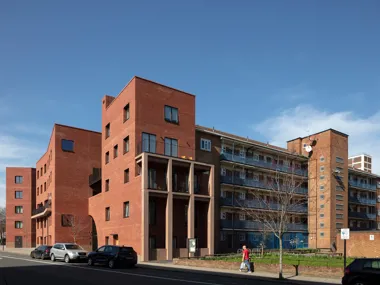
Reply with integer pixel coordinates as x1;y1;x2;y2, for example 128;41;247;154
89;168;101;186
220;175;308;195
348;196;376;206
348;180;377;192
348;212;376;220
350;227;376;231
31;201;52;219
220;197;307;213
136;139;194;160
220;220;307;231
220;152;308;177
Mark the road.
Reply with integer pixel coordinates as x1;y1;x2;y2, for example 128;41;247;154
0;252;337;285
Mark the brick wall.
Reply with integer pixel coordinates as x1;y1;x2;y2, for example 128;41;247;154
336;231;380;257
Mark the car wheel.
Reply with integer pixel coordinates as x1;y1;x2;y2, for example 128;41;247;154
88;258;94;266
108;259;115;269
64;255;71;263
30;253;35;259
51;254;56;262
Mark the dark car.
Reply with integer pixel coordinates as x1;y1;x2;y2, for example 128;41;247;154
30;245;52;260
342;258;380;285
87;245;137;269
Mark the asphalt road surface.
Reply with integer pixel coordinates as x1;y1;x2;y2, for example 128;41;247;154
0;252;336;285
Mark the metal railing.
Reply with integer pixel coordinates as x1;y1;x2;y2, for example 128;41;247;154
348;196;376;205
220;152;308;177
220;175;308;195
348;180;377;191
348;212;376;219
220;220;308;231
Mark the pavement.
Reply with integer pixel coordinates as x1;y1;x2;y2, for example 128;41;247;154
0;250;341;285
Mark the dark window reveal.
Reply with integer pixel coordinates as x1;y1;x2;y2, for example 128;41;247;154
124;104;130;122
61;140;74;152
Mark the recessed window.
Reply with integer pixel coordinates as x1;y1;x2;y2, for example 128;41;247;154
336;223;343;229
44;164;46;174
320;195;325;200
320;166;325;172
142;133;156;153
320;156;325;162
123;201;130;218
124;169;130;183
61;139;74;152
15;206;23;214
320;175;325;180
44;182;46;192
61;214;74;227
336;194;344;201
105;207;110;221
336;214;343;220
320;223;324;228
320;204;325;209
105;152;110;164
200;138;212;152
37;170;39;179
320;232;325;237
15;176;23;184
320;185;325;190
15;191;23;199
37;187;39;196
336;185;344;191
105;123;110;139
114;145;118;158
124;104;130;122
40;185;42;194
320;214;324;218
15;221;23;229
336;157;344;164
105;179;110;192
164;105;179;124
164;138;178;157
123;136;129;154
336;204;344;210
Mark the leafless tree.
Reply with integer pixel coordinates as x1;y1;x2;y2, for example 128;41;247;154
235;171;308;279
62;214;90;244
0;207;6;250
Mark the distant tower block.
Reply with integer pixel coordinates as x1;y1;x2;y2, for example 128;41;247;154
348;154;372;173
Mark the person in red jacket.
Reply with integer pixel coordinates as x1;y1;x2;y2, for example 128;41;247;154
240;245;252;273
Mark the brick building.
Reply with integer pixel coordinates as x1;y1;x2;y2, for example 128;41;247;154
5;167;36;248
32;124;101;250
349;154;372;173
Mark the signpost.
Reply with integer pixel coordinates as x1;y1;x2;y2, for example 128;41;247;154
370;235;375;241
341;228;350;271
188;238;197;258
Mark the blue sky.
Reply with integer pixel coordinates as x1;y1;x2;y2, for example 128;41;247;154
1;0;380;205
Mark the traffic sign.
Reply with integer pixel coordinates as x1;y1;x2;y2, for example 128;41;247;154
341;228;350;240
370;235;375;241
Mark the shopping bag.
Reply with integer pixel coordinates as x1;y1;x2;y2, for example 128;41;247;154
240;262;246;270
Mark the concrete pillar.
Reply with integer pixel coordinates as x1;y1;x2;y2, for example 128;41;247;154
188;164;195;257
141;153;149;261
189;163;194;195
166;159;173;260
208;165;215;255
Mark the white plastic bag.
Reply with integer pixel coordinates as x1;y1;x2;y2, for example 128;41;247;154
240;262;246;270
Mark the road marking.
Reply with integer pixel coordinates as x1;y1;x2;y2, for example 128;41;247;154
0;255;224;285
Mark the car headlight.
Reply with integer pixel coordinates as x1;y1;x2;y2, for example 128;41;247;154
68;252;78;257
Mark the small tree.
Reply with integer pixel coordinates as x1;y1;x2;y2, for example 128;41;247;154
0;207;6;250
62;214;90;244
236;171;308;279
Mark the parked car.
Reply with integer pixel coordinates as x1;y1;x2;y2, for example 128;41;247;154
50;243;88;263
342;258;380;285
30;245;52;260
87;245;137;269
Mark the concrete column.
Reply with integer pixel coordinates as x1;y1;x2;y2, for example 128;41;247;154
188;165;195;257
166;159;173;260
208;165;215;255
189;163;194;195
141;153;149;261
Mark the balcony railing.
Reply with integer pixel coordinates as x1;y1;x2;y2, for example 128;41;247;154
348;212;376;220
220;197;307;213
220;152;308;177
32;201;51;216
220;220;307;231
348;196;376;205
220;175;308;195
348;180;377;191
136;139;194;159
89;168;101;186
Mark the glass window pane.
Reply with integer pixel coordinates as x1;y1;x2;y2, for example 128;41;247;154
149;135;156;153
172;108;178;122
171;139;178;157
164;106;171;120
165;138;171;156
142;133;149;152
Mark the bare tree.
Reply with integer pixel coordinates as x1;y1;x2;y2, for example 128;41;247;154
0;207;6;250
62;214;90;244
236;171;308;279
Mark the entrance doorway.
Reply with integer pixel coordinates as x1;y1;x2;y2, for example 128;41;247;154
15;236;23;248
113;234;119;246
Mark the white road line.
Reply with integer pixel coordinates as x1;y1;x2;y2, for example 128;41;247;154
0;255;224;285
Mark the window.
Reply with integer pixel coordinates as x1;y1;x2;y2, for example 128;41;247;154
320;186;325;191
15;221;23;229
44;182;46;192
336;194;344;201
320;204;325;209
61;214;74;227
336;167;343;174
142;133;156;153
320;156;325;162
320;175;325;180
37;187;39;196
15;176;23;184
164;138;178;157
320;232;325;237
105;237;109;245
320;223;324;228
320;214;324;218
105;152;110;164
336;204;344;210
320;195;325;200
61;139;74;152
200;138;211;152
15;191;23;199
124;169;129;183
113;145;118;158
123;202;130;218
44;164;46;174
239;233;245;242
123;136;129;154
123;104;130;122
336;223;343;229
320;166;325;172
105;179;110;192
105;123;110;139
336;185;344;191
164;105;179;123
105;207;110;221
15;206;23;214
37;170;39;179
336;214;343;220
336;157;344;164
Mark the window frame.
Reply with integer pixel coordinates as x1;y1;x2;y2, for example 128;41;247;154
15;191;23;199
61;139;75;152
15;176;23;184
123;136;129;154
123;201;130;218
113;144;118;158
105;207;110;221
105;151;110;164
105;179;110;192
124;169;130;183
164;105;179;124
164;137;178;157
15;206;23;214
123;104;130;122
200;138;212;152
105;123;110;139
15;221;23;229
142;133;156;153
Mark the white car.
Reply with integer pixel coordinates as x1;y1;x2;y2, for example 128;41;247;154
50;243;88;263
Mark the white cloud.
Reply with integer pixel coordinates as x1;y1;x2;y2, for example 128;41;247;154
254;104;380;174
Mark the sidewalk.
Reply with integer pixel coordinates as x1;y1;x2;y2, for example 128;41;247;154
1;247;34;256
139;261;342;284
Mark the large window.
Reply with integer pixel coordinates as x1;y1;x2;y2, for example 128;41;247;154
123;202;130;218
15;191;23;199
15;176;23;184
124;104;130;122
61;139;74;152
15;206;23;214
15;221;23;229
123;136;129;154
105;207;110;221
200;138;211;152
142;133;156;153
164;138;178;157
164;105;179;124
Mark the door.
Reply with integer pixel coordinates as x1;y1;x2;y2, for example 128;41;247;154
94;246;106;264
57;244;65;259
113;235;119;246
104;246;115;262
15;236;23;248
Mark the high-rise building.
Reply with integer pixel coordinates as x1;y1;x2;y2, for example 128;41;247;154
349;154;372;173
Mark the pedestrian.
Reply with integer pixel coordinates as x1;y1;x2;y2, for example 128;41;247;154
240;245;252;273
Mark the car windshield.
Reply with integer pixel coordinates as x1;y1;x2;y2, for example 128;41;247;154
65;244;83;250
